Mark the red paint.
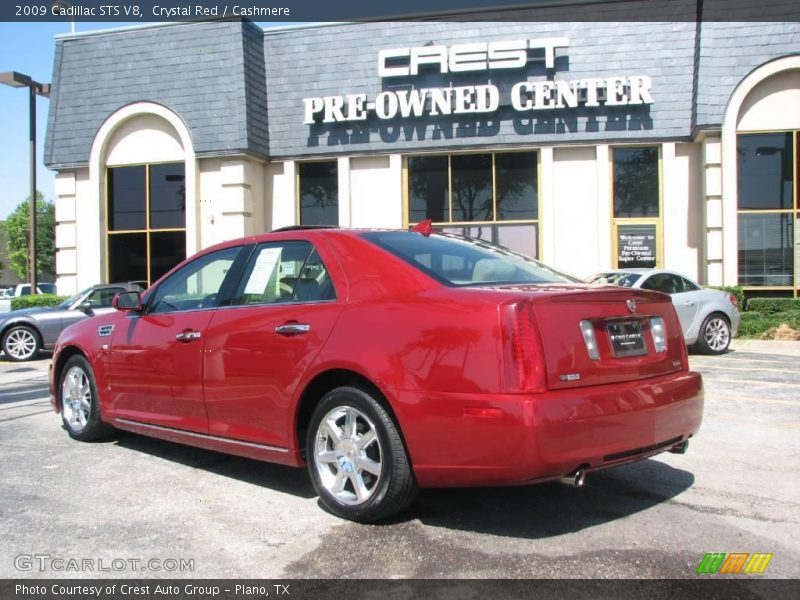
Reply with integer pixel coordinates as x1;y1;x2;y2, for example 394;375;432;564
51;229;703;487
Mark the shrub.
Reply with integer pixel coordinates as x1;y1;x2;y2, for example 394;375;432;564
709;285;745;310
10;294;68;311
746;297;800;315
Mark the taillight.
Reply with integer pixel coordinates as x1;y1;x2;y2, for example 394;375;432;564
502;301;546;393
728;293;738;308
649;316;667;353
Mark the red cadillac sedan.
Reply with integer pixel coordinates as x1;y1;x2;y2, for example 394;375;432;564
50;226;703;522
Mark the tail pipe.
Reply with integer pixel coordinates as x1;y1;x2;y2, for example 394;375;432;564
559;468;586;488
670;440;689;454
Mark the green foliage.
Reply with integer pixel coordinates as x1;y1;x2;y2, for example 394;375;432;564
746;298;800;315
10;294;68;311
708;285;745;310
738;309;800;339
0;192;55;281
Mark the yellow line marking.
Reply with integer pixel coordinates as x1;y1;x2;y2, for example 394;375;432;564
691;356;795;365
702;377;800;388
692;364;800;375
710;393;800;407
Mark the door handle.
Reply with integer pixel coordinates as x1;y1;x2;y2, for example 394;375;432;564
275;323;311;336
683;301;696;306
175;330;202;342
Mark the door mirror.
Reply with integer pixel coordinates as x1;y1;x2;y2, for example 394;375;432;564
113;291;142;313
78;301;93;313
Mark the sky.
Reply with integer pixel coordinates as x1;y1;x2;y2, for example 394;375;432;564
0;20;297;220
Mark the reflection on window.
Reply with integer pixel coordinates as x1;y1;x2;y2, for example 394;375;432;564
299;161;338;226
407;151;539;258
107;162;186;286
737;133;793;210
738;213;794;287
613;147;659;218
235;242;312;305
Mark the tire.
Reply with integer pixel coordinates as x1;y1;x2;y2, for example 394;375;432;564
306;386;417;522
2;325;42;362
59;355;115;441
695;313;731;355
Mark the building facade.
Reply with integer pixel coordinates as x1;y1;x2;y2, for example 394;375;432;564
44;4;800;297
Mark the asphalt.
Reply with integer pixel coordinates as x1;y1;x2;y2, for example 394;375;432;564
0;344;798;579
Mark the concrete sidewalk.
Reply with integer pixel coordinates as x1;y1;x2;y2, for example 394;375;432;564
730;338;800;356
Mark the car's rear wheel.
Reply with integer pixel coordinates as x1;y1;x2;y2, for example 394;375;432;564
696;313;731;355
2;325;41;361
60;355;114;441
307;386;417;522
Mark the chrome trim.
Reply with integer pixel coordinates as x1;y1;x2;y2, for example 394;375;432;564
114;418;289;453
175;330;202;342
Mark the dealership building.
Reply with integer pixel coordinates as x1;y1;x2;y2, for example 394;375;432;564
43;3;800;297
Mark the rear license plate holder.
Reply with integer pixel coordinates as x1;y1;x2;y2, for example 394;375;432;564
607;320;647;357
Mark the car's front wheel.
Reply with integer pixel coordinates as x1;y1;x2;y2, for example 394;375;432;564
307;386;417;522
2;325;41;361
60;355;114;441
696;313;731;355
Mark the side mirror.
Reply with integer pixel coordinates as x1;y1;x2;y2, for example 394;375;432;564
113;291;142;313
78;301;93;314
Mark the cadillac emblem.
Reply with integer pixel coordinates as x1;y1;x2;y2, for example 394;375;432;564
626;299;637;313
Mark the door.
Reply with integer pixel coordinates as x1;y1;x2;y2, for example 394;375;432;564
203;241;344;448
107;245;245;432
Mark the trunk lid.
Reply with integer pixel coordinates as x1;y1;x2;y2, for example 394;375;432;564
497;284;687;390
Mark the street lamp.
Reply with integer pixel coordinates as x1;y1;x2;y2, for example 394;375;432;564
0;71;50;294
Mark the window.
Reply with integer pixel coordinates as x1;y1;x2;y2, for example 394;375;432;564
234;242;335;306
611;146;661;269
641;273;685;295
86;287;124;308
299;161;338;226
107;163;186;286
149;246;241;314
361;231;576;287
737;131;798;296
406;151;539;258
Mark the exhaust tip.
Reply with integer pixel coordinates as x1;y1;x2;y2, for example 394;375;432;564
669;441;689;455
559;468;586;488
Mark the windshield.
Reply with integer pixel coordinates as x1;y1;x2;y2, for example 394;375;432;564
361;231;578;286
56;287;92;309
587;272;642;288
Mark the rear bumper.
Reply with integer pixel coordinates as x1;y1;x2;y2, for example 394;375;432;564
391;370;703;488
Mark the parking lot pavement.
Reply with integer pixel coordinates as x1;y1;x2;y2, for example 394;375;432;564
1;349;798;579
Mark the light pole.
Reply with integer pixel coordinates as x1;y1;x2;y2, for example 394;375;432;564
0;72;50;293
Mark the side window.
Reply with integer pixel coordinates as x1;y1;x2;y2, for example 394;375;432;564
149;246;241;314
641;273;681;295
234;242;313;305
293;249;336;302
87;288;123;307
681;277;699;292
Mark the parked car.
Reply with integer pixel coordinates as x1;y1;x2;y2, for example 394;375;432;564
586;269;740;354
13;282;58;296
50;227;703;522
0;288;14;299
1;282;143;362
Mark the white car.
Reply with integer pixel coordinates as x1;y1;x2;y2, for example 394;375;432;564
586;269;740;354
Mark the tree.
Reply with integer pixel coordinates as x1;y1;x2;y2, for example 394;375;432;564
0;193;55;282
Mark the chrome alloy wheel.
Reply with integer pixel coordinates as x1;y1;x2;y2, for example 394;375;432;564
704;317;730;352
314;406;383;506
62;365;92;434
4;328;37;360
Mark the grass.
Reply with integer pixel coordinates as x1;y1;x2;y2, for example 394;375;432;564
738;310;800;339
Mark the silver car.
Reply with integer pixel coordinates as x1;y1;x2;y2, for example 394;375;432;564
0;283;142;362
587;269;740;354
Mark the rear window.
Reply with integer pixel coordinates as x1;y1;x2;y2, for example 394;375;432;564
361;231;577;286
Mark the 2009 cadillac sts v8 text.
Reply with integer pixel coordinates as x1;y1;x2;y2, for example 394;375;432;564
50;226;703;522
